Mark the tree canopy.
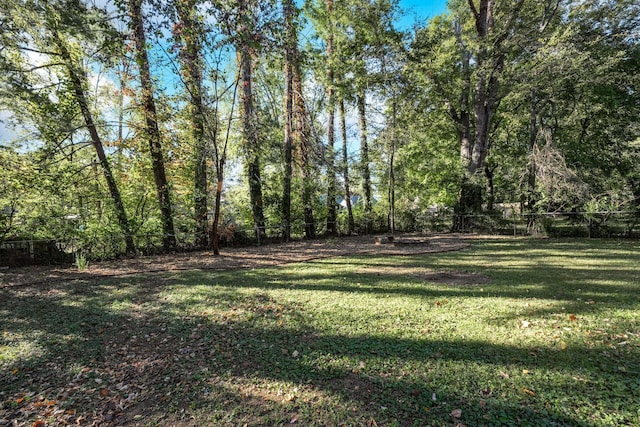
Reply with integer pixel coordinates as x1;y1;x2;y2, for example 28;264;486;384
1;0;638;258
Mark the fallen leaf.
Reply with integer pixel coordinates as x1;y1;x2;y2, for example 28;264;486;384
100;388;109;397
292;350;299;358
569;314;577;322
450;408;462;418
32;421;45;427
520;320;531;328
560;341;567;350
499;371;510;379
522;388;536;396
290;414;299;424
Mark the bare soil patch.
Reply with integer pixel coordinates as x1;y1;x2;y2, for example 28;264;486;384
0;233;475;288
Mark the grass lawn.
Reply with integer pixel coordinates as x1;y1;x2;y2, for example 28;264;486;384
1;237;639;426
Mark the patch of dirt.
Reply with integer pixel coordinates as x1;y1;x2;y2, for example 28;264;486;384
0;233;477;288
414;270;490;286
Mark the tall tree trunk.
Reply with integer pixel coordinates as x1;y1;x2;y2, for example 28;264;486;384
339;99;355;234
130;0;176;251
387;101;397;235
281;0;296;242
325;0;337;236
175;0;208;248
456;0;525;219
291;57;315;239
236;1;265;240
357;92;372;233
526;91;539;232
52;30;135;254
449;19;476;229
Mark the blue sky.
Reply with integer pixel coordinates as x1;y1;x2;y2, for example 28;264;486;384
398;0;448;28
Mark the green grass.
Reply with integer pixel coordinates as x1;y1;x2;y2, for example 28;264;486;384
1;238;639;426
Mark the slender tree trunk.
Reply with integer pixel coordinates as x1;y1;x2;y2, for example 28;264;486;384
175;0;208;248
526;91;539;232
130;0;176;251
281;0;296;242
52;30;135;254
211;74;238;255
387;101;397;235
212;173;224;255
291;60;316;239
339;99;355;234
357;92;372;233
236;7;266;240
324;0;337;236
300;147;316;239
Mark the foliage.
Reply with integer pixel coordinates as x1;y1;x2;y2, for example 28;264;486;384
0;0;639;252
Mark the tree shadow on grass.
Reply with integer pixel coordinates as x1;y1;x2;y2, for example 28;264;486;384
1;273;638;426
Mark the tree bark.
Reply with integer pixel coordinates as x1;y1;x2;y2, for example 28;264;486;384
130;0;176;251
456;0;525;220
281;0;296;242
175;0;208;248
52;30;135;254
484;164;496;212
357;92;372;233
237;0;266;240
295;74;316;239
387;100;397;235
325;0;338;236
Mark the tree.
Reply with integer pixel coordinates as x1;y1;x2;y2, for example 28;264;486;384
174;0;209;248
0;0;136;253
323;0;338;236
338;98;355;234
293;55;317;239
128;0;177;251
281;0;297;241
236;0;266;240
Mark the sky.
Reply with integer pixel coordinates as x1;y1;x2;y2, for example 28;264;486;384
398;0;449;28
0;0;450;146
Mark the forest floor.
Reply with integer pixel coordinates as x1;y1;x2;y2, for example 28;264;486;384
0;233;475;288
